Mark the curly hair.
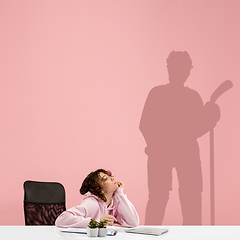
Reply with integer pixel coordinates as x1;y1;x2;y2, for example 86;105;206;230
80;169;112;202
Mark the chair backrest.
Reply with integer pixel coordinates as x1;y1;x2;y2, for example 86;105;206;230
23;180;66;225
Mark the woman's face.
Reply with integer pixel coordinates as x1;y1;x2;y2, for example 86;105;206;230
99;172;118;194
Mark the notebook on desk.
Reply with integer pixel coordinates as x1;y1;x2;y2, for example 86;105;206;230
125;227;168;236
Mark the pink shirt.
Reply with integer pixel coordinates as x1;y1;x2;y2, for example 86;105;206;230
55;188;139;228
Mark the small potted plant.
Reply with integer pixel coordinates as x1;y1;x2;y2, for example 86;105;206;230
87;219;99;237
98;219;108;237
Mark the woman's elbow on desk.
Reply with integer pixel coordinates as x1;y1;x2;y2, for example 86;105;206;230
119;215;139;228
129;217;140;228
55;212;67;227
55;211;76;228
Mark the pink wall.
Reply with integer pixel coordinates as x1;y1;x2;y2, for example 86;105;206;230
0;0;239;225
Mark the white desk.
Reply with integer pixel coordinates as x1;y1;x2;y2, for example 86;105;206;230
1;226;240;240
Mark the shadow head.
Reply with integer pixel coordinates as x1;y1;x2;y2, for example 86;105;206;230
167;51;193;86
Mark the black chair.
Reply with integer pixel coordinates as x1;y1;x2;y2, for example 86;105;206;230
23;180;66;225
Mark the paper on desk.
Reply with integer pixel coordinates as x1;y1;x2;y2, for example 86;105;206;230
66;228;87;232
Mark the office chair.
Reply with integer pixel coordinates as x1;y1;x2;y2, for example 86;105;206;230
23;180;66;225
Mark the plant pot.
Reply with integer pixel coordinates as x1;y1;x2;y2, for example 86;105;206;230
87;228;98;237
98;228;107;237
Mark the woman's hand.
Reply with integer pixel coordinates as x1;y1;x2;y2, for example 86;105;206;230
100;214;117;226
117;181;125;188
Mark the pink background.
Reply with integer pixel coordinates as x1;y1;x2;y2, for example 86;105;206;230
0;0;239;225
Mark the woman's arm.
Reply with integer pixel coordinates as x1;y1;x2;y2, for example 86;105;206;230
55;199;99;228
113;185;139;228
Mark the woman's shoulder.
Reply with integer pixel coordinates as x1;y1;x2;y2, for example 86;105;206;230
81;192;105;207
64;197;102;217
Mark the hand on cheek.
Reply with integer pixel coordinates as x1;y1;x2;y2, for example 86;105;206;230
117;181;125;188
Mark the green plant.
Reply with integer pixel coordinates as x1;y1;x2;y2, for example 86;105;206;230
88;219;98;228
98;219;108;228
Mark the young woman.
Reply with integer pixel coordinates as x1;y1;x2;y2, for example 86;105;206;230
55;169;139;228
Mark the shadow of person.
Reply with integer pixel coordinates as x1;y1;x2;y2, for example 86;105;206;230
139;51;220;225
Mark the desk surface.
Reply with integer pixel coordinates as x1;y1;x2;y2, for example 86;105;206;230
1;226;240;240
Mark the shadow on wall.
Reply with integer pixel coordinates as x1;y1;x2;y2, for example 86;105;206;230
139;51;221;225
